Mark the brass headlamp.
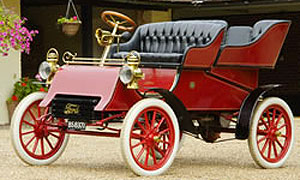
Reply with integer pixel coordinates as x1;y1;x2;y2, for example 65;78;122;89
38;48;60;84
119;51;144;89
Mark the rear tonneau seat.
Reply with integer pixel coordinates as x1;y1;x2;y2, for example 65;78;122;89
216;20;291;68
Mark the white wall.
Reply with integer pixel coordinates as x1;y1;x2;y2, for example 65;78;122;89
0;51;21;125
0;0;21;124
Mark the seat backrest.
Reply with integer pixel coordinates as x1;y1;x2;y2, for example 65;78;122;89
224;20;290;46
137;20;227;54
252;20;289;41
225;26;252;46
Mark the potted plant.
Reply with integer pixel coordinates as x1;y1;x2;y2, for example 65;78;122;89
0;6;38;56
6;76;48;122
57;15;81;36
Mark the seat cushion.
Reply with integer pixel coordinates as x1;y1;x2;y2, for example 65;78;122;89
112;52;183;63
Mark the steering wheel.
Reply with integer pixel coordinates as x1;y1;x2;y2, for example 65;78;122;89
101;11;137;32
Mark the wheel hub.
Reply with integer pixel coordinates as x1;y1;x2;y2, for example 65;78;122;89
145;133;157;147
34;124;49;138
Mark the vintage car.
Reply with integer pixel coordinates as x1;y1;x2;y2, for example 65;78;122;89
11;11;294;176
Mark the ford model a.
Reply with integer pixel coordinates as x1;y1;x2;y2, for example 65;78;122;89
11;11;294;176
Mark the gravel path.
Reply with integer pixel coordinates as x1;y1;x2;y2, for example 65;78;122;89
1;120;300;180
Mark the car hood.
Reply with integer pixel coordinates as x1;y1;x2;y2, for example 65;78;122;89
40;65;120;111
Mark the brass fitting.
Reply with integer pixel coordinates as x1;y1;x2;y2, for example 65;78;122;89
46;48;60;84
95;28;114;46
126;51;144;89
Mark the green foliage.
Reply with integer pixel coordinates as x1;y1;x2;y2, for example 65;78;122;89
57;16;80;24
8;77;48;102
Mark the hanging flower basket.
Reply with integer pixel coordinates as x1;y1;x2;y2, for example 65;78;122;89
57;0;81;36
61;20;81;36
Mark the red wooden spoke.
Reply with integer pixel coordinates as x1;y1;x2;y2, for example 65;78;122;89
261;138;270;154
144;147;150;166
131;140;145;149
46;116;53;123
257;136;267;144
25;136;36;148
136;120;147;133
45;137;54;150
151;147;157;165
161;139;171;145
154;117;165;131
32;137;39;154
151;111;157;129
23;120;35;127
28;109;37;124
277;124;287;131
155;144;165;157
37;105;41;117
275;138;284;149
274;113;283;127
266;110;271;126
259;118;269;129
158;128;170;136
22;130;35;136
144;112;150;130
49;132;60;139
131;133;144;139
267;140;272;158
41;137;45;156
257;129;268;135
136;146;145;161
280;134;288;139
163;135;166;150
272;140;278;157
272;108;276;126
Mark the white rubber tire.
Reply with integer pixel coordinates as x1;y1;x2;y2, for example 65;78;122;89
120;98;180;176
11;92;69;165
248;97;294;168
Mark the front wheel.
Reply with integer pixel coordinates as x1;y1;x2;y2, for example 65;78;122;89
248;97;294;168
11;92;69;165
121;98;180;176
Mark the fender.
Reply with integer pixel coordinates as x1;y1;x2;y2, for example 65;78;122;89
149;88;197;134
236;84;281;139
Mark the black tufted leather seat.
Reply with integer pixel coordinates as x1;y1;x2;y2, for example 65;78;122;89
109;20;227;65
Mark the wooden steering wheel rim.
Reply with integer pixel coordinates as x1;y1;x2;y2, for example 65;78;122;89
101;11;137;32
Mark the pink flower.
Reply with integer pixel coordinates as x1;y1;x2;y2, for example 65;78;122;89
73;16;78;21
35;74;42;82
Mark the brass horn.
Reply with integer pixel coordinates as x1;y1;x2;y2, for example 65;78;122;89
95;28;114;46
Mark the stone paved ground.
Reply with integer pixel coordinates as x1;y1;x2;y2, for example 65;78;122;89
1;120;300;180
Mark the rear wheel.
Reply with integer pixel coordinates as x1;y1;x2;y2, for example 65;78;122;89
248;97;294;168
121;98;180;176
11;92;69;165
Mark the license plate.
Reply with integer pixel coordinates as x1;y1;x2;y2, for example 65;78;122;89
67;121;86;131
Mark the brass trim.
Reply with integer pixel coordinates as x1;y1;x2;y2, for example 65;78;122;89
62;51;126;65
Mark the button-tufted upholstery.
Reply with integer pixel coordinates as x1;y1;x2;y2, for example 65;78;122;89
109;20;227;65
